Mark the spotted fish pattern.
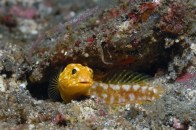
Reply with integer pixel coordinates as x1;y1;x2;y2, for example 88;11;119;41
90;82;164;105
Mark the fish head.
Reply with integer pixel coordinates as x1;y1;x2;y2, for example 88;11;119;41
58;64;93;95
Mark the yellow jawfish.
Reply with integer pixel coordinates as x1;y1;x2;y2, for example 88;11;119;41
48;64;164;105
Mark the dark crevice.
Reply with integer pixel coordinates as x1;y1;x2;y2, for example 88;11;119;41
26;81;49;100
26;67;60;100
0;69;13;78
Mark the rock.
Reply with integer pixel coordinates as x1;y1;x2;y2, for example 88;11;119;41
0;76;6;92
18;19;38;35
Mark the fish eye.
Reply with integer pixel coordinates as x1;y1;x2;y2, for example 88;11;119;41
72;68;77;74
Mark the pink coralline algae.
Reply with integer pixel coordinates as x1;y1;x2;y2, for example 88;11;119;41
175;72;196;89
9;6;37;19
176;72;196;83
52;112;67;126
160;2;187;34
173;117;190;130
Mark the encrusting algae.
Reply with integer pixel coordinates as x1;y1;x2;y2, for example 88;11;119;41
48;64;164;105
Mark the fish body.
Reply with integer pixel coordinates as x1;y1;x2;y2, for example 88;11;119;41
90;82;164;105
48;64;164;105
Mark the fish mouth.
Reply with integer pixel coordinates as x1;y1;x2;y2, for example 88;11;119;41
79;81;91;84
79;81;92;85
